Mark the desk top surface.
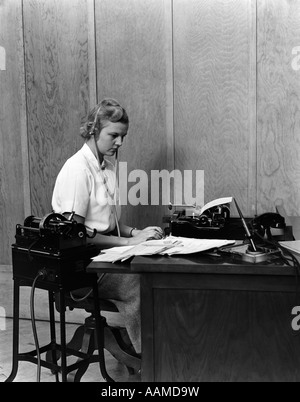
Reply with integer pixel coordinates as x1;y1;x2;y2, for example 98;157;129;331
87;215;300;276
87;251;296;276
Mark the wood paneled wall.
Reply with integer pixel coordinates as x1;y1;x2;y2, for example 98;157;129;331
0;0;300;271
257;0;300;215
23;0;93;217
173;0;257;216
95;0;173;228
0;0;29;265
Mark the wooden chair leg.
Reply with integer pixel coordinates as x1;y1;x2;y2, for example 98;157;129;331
45;325;85;370
67;316;141;381
68;325;96;382
66;325;86;352
103;326;141;374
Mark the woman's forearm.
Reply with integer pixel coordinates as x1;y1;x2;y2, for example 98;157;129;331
87;232;130;248
118;223;139;238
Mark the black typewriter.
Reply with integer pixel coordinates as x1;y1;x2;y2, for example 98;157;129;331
166;202;290;241
12;213;99;286
165;204;251;240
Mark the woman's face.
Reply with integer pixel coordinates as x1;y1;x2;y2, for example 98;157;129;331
96;121;128;156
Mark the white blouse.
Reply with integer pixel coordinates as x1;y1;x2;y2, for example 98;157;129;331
52;143;121;234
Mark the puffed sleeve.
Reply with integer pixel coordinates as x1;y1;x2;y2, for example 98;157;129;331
52;162;92;219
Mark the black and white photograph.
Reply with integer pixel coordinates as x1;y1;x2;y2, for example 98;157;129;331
1;0;300;386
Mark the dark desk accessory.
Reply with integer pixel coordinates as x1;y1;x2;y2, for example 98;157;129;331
218;200;286;264
251;212;287;241
217;242;282;264
165;196;292;263
12;212;99;285
164;202;251;240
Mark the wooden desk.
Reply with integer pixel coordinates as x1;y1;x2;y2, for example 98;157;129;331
88;253;300;382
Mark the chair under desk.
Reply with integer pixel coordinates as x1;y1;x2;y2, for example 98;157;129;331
87;252;300;382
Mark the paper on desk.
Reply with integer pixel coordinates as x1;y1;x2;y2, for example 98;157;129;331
92;236;235;262
92;238;182;263
199;197;233;215
279;240;300;257
160;237;235;255
92;246;134;262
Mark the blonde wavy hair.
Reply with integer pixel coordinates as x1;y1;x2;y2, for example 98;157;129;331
80;98;129;140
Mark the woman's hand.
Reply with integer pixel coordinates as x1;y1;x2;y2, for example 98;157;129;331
127;226;164;245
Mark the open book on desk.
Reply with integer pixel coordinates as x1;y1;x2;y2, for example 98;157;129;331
92;236;236;263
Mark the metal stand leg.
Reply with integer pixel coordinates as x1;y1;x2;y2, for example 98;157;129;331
59;289;68;382
48;291;59;382
71;320;96;382
92;283;114;382
5;280;20;382
5;276;114;383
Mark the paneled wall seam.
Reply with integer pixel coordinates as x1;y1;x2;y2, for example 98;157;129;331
20;0;31;217
87;0;97;106
249;0;258;216
255;0;258;216
171;0;175;173
91;0;98;104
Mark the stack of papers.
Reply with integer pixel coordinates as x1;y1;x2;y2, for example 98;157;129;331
279;240;300;257
92;236;235;263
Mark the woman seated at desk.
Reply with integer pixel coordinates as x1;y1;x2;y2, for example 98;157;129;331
51;98;164;356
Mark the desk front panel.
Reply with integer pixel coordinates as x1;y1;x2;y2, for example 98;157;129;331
141;272;300;382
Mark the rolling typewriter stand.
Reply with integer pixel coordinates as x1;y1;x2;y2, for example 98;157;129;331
5;273;114;383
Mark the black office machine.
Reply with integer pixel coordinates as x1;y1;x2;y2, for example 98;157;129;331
7;213;113;383
166;203;250;240
165;203;290;242
12;213;99;286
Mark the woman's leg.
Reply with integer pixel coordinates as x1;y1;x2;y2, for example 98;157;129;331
98;273;141;354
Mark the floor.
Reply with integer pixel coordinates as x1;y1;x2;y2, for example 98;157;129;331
0;317;139;382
